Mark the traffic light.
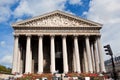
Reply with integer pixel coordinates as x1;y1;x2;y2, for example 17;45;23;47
104;44;113;55
104;44;117;80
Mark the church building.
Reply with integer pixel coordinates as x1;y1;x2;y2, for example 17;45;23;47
11;10;106;74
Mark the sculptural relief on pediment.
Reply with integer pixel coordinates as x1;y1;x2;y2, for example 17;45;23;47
19;14;96;27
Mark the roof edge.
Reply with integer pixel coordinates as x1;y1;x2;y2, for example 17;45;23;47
12;10;103;27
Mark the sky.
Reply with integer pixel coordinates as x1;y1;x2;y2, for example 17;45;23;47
0;0;120;68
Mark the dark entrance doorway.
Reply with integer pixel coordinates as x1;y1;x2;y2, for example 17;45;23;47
55;58;63;73
55;36;63;73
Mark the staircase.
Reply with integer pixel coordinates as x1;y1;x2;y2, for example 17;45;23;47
54;73;72;80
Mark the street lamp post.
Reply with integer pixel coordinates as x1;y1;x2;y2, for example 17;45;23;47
104;44;117;80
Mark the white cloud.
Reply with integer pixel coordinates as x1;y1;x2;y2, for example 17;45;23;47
0;0;83;22
0;0;17;5
0;41;6;47
0;6;11;22
82;11;87;16
69;0;82;5
0;0;18;23
82;11;88;18
14;0;67;18
0;55;12;67
87;0;120;24
0;34;14;67
65;10;76;15
87;0;120;60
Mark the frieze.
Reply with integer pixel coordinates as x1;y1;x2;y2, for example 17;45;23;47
14;29;100;35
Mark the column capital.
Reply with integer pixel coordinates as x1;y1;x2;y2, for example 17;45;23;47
85;35;90;38
73;34;78;37
73;35;79;39
14;34;19;37
50;34;55;37
93;37;98;43
85;36;89;39
97;35;101;38
73;34;79;38
38;34;43;37
61;34;67;38
26;34;31;37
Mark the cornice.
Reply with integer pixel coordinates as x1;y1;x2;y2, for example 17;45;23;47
12;10;103;27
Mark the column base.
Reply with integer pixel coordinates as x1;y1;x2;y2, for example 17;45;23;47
37;72;43;74
24;72;31;74
77;71;81;73
101;69;106;73
51;71;57;74
89;71;93;73
64;71;68;74
12;72;18;75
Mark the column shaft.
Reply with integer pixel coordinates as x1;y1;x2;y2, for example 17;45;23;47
12;35;19;74
93;40;100;73
50;36;56;73
90;44;95;73
74;36;81;73
38;36;43;74
25;35;32;73
17;46;21;73
97;37;106;72
83;47;88;73
73;50;77;72
85;36;93;73
62;36;68;73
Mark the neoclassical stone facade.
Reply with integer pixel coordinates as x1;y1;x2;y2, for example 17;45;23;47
11;10;106;74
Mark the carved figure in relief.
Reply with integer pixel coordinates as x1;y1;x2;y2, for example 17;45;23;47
25;15;90;27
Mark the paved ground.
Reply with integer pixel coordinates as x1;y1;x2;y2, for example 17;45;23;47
0;74;13;79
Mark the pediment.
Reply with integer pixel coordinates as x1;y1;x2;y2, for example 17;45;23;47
12;10;102;27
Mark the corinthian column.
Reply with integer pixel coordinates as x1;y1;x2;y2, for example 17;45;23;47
74;36;81;73
17;46;21;73
62;35;68;73
90;43;95;72
97;36;106;72
85;36;93;73
83;47;88;73
38;35;43;74
73;52;77;72
12;34;19;74
50;35;56;73
25;35;32;73
93;40;100;73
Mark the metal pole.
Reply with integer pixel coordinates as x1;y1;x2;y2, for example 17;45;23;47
104;44;117;80
111;55;117;80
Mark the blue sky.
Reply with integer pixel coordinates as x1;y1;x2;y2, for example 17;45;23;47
0;0;120;68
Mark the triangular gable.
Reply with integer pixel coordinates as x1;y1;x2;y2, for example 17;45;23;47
12;10;102;27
